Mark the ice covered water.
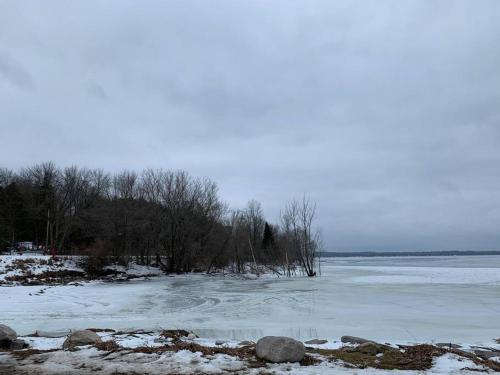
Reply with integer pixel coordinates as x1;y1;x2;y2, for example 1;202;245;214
2;255;500;344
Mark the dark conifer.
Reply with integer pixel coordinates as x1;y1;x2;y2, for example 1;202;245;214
261;222;276;250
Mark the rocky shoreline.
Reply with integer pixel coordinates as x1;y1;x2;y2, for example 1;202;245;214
1;324;500;374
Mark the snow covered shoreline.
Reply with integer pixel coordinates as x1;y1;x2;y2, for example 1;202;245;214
1;328;500;374
2;254;500;373
0;254;164;286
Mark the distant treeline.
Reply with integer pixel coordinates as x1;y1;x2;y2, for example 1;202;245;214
321;250;500;257
0;163;320;276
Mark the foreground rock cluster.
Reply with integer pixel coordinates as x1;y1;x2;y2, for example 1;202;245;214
1;324;500;374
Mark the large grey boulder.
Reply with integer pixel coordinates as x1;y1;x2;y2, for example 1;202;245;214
63;330;102;349
256;336;305;363
0;325;17;349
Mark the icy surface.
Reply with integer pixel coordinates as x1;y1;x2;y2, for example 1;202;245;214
1;255;500;345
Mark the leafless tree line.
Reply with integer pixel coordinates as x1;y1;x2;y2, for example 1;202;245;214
0;163;321;276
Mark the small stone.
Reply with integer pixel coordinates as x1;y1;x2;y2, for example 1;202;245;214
187;333;197;340
63;330;102;349
35;330;72;338
256;336;305;363
341;335;372;345
304;339;328;345
215;340;226;345
238;340;254;346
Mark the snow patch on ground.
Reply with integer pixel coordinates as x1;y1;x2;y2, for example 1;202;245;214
430;353;487;373
0;254;162;285
0;254;82;282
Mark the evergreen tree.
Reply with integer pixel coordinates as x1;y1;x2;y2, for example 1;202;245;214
261;222;276;250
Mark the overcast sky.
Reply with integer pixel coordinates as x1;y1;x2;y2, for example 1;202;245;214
1;1;499;251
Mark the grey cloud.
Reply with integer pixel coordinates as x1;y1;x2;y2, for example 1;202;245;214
0;52;34;90
0;0;499;251
86;82;108;100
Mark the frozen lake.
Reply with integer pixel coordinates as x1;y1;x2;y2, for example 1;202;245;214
2;255;500;345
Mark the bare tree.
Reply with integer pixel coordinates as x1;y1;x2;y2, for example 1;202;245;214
0;168;14;188
281;196;320;277
0;162;323;277
243;200;265;249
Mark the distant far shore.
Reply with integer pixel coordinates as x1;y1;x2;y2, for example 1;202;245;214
321;250;500;257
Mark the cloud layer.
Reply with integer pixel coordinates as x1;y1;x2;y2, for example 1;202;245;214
1;0;500;251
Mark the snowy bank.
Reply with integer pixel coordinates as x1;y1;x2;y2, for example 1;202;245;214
0;329;499;374
0;254;162;286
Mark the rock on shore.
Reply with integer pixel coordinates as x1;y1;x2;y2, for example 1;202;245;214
63;330;102;349
256;336;305;363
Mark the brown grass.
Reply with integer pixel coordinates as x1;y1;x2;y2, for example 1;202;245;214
379;344;444;370
87;328;116;333
159;329;192;342
309;344;500;372
94;340;120;352
300;354;321;366
5;270;86;285
309;344;445;370
9;348;59;360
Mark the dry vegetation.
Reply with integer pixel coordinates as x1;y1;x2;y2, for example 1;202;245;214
308;344;499;372
3;339;499;372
